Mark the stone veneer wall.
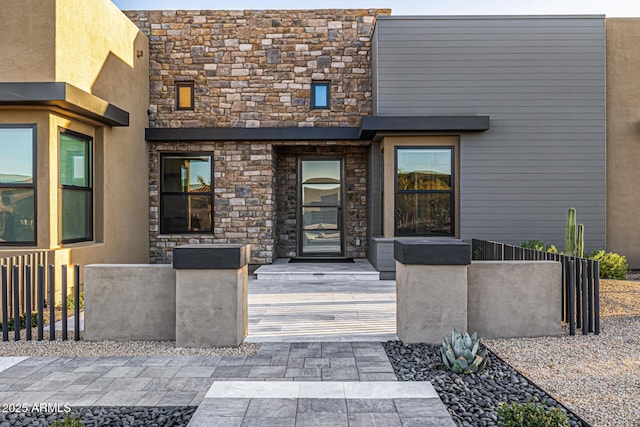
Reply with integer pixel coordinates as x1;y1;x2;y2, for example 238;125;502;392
275;143;368;259
149;141;276;264
126;9;388;263
124;9;390;128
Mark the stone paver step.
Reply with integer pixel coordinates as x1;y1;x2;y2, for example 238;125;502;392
189;381;454;426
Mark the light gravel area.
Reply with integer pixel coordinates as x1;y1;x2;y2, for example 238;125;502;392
485;278;640;427
0;333;259;357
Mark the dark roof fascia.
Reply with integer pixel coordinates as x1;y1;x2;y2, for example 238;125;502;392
0;82;129;127
359;115;490;139
145;126;361;141
145;115;490;142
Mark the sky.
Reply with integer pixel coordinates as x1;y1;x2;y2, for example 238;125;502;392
113;0;640;17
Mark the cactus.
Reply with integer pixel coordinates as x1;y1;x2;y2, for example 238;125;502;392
441;330;488;374
565;208;576;256
576;224;584;259
564;208;586;258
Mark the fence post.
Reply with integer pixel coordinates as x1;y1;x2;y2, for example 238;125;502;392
575;258;582;329
37;265;44;341
594;261;600;335
581;258;588;335
61;265;67;341
568;258;576;336
49;264;55;341
25;266;32;341
12;265;20;341
587;259;594;333
1;266;7;341
74;265;80;341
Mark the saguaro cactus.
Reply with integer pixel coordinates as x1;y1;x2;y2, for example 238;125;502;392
565;208;576;256
565;208;585;258
577;223;584;258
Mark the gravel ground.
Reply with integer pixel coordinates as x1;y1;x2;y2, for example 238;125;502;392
0;406;195;426
383;341;587;427
485;278;640;427
0;334;259;357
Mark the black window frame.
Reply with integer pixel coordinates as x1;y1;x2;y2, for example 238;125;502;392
0;123;37;246
59;129;93;244
159;152;214;235
175;81;195;111
311;81;331;110
394;146;455;237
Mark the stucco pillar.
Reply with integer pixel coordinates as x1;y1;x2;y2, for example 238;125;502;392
173;244;249;347
394;239;471;344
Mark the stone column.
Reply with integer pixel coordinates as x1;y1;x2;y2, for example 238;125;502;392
173;244;250;347
394;239;471;344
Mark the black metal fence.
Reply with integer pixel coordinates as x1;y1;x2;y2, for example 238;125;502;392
471;239;600;336
0;252;80;341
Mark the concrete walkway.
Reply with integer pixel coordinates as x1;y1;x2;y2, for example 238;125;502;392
0;342;455;426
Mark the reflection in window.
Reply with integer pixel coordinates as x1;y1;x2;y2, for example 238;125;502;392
0;125;36;244
60;131;93;243
161;154;213;234
311;81;330;109
176;82;194;110
395;147;453;236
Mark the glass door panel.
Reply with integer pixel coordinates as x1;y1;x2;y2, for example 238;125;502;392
299;159;343;257
302;183;340;205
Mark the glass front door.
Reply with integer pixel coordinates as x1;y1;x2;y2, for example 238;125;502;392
299;158;344;257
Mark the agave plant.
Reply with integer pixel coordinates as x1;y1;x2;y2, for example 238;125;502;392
441;330;488;374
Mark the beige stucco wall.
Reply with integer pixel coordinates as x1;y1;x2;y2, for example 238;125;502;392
0;0;55;81
0;0;150;269
381;136;461;238
606;19;640;269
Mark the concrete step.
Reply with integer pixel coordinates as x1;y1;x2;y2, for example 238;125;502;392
254;258;380;281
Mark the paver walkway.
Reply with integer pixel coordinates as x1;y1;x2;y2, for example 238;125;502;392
0;342;455;426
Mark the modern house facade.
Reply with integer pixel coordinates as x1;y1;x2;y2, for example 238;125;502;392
1;0;639;274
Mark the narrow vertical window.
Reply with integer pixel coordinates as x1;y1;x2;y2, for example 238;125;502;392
395;147;454;236
160;154;213;234
176;82;194;110
0;125;36;245
311;81;330;110
60;131;93;243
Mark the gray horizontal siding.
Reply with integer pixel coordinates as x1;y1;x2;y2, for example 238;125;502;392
374;16;606;251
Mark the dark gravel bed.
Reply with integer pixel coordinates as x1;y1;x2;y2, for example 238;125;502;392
383;341;590;427
0;406;196;426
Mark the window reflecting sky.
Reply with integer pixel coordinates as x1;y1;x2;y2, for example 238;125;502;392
397;149;451;175
0;128;33;181
302;160;340;183
187;158;211;186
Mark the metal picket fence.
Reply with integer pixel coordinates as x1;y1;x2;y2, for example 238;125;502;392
471;239;600;336
0;252;80;341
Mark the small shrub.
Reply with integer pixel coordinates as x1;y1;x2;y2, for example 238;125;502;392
521;240;559;254
0;313;38;331
497;400;570;427
590;250;628;279
51;415;83;427
67;291;84;310
521;240;546;251
472;248;482;260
